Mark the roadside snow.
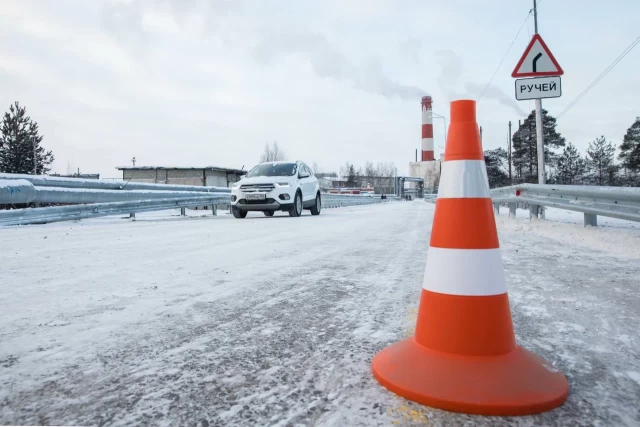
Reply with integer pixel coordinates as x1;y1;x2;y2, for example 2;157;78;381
496;206;640;260
1;202;639;426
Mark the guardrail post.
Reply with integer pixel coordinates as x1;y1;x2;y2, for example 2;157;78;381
180;207;186;216
212;205;217;216
584;213;597;227
508;203;516;219
529;204;540;221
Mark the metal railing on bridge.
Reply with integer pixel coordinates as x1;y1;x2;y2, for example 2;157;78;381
0;174;401;226
490;183;640;226
321;193;399;209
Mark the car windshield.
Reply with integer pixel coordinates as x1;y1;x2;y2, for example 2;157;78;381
246;163;297;177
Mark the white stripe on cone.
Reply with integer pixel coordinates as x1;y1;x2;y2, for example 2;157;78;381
423;248;507;296
437;160;490;199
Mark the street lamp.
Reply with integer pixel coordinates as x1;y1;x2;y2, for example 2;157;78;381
432;112;448;159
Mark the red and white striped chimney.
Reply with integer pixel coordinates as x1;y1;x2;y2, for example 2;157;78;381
421;96;434;161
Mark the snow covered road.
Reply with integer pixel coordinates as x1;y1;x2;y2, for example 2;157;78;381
1;202;639;426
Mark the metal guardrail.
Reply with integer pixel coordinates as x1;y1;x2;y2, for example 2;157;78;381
0;173;230;193
0;179;229;205
490;184;640;226
0;190;401;226
321;194;399;208
0;195;229;226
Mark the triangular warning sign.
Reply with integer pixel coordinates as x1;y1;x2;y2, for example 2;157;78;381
512;34;563;77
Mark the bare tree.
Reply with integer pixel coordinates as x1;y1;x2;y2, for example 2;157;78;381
423;166;440;194
339;162;351;178
259;141;287;163
311;161;321;175
375;161;397;177
364;161;375;177
65;160;76;176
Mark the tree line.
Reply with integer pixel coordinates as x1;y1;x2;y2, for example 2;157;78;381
484;109;640;188
259;141;397;186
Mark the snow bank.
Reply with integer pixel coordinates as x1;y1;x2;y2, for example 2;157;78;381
496;206;640;260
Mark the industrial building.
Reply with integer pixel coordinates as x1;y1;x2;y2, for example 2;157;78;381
318;175;395;195
409;96;442;194
116;166;247;188
50;173;100;179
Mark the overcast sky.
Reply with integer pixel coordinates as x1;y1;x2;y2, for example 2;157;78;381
1;0;638;178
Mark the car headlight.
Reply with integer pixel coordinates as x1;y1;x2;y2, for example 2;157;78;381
232;183;241;188
276;182;290;187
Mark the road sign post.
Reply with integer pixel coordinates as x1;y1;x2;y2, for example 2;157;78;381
511;0;563;188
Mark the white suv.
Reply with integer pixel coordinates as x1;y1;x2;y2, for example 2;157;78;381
231;161;321;218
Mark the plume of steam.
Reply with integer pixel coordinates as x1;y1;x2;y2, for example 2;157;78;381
401;38;422;65
435;50;526;116
435;50;466;100
465;83;526;116
358;58;426;100
102;0;428;101
253;30;427;101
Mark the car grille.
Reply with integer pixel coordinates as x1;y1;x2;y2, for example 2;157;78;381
240;184;275;192
239;198;277;205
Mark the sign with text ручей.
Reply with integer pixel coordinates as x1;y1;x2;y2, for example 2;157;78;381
515;76;562;101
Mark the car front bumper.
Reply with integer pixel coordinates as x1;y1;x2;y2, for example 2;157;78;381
231;187;295;211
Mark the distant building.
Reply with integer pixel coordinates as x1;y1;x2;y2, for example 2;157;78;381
116;166;246;188
319;175;395;195
50;173;100;179
409;158;442;194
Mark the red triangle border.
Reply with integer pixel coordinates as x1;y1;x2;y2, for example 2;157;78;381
511;34;564;78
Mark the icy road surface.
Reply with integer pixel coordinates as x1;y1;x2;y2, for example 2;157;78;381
1;202;639;426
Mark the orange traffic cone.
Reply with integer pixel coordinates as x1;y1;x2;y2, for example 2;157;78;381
371;99;568;416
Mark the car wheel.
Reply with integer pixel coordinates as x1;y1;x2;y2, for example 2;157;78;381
289;191;303;217
232;207;247;218
264;210;274;217
310;193;321;215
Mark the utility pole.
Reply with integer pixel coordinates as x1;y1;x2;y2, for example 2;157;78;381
132;157;136;167
508;121;512;185
533;0;545;184
33;142;37;175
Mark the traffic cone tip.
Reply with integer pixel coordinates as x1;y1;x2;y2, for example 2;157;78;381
450;99;477;124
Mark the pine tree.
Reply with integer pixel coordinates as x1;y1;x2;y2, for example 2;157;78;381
0;102;54;174
618;117;640;185
347;164;357;187
585;136;616;185
484;148;509;188
556;142;586;185
511;109;566;183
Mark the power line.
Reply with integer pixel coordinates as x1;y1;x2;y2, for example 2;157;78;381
557;35;640;119
478;0;543;101
478;11;531;101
